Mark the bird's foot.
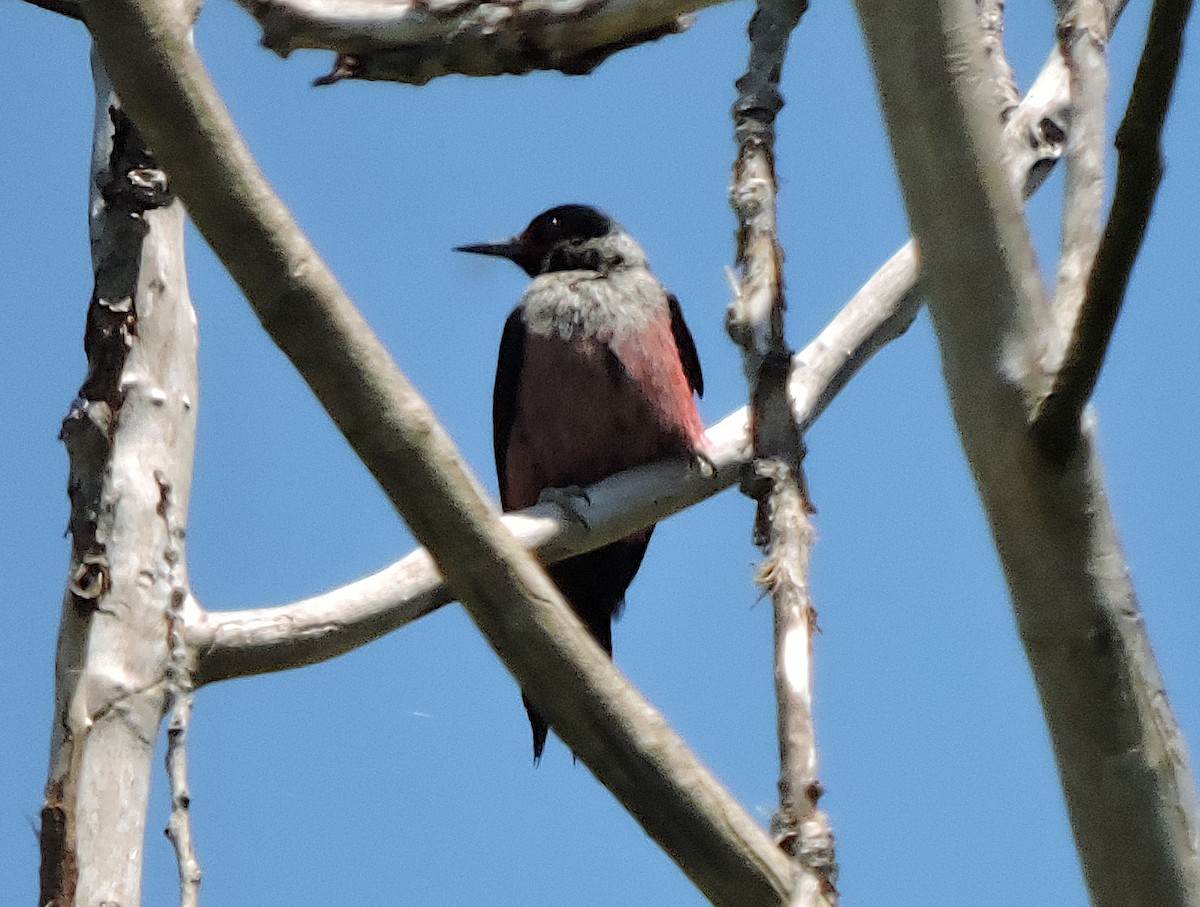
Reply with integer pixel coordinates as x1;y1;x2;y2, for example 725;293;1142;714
538;484;592;531
692;448;717;478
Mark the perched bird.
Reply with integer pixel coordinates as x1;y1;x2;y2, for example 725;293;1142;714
456;204;707;760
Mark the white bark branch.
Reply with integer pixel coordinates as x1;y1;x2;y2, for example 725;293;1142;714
162;477;202;907
40;50;199;907
1035;0;1192;456
998;0;1130;198
165;689;201;907
977;0;1020;120
758;472;827;905
853;2;1200;904
190;412;749;682
80;1;792;901
1049;0;1110;368
234;0;732;85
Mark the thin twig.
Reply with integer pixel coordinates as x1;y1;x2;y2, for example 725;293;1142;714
755;462;828;888
728;0;836;902
165;691;200;907
159;474;202;907
1035;0;1194;458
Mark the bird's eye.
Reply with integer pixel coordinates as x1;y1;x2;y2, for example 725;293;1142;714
529;216;560;245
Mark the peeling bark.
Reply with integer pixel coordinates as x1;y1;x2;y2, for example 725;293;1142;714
40;52;199;907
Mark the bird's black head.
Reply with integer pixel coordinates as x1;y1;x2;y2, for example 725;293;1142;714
455;204;620;277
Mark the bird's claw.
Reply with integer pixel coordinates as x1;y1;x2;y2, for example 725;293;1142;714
693;449;717;478
538;485;592;530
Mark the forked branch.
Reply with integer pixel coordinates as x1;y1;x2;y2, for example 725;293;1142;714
1035;0;1194;458
854;1;1200;903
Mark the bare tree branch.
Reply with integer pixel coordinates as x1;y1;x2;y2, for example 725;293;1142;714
190;411;749;683
188;264;900;685
999;0;1131;197
727;0;836;902
1035;0;1195;459
788;242;921;433
164;690;201;907
977;0;1021;120
79;1;794;901
1048;0;1110;365
41;52;199;907
162;477;202;907
232;0;732;85
754;463;826;903
854;1;1200;904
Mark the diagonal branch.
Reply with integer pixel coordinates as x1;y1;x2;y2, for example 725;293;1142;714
234;0;734;85
1034;0;1194;458
79;0;792;901
190;410;749;683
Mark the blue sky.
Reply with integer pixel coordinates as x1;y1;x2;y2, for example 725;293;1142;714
2;1;1198;904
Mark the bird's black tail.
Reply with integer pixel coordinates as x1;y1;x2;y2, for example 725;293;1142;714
522;533;651;762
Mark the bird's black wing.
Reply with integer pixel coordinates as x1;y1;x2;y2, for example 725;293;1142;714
493;307;527;509
667;293;704;398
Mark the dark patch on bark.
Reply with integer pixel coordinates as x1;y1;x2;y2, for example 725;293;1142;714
39;799;73;907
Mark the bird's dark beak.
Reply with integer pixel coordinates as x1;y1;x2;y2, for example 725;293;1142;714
454;240;523;261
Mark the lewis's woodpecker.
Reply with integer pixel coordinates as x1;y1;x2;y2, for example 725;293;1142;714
456;204;707;760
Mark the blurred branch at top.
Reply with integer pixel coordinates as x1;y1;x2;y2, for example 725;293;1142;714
235;0;736;85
